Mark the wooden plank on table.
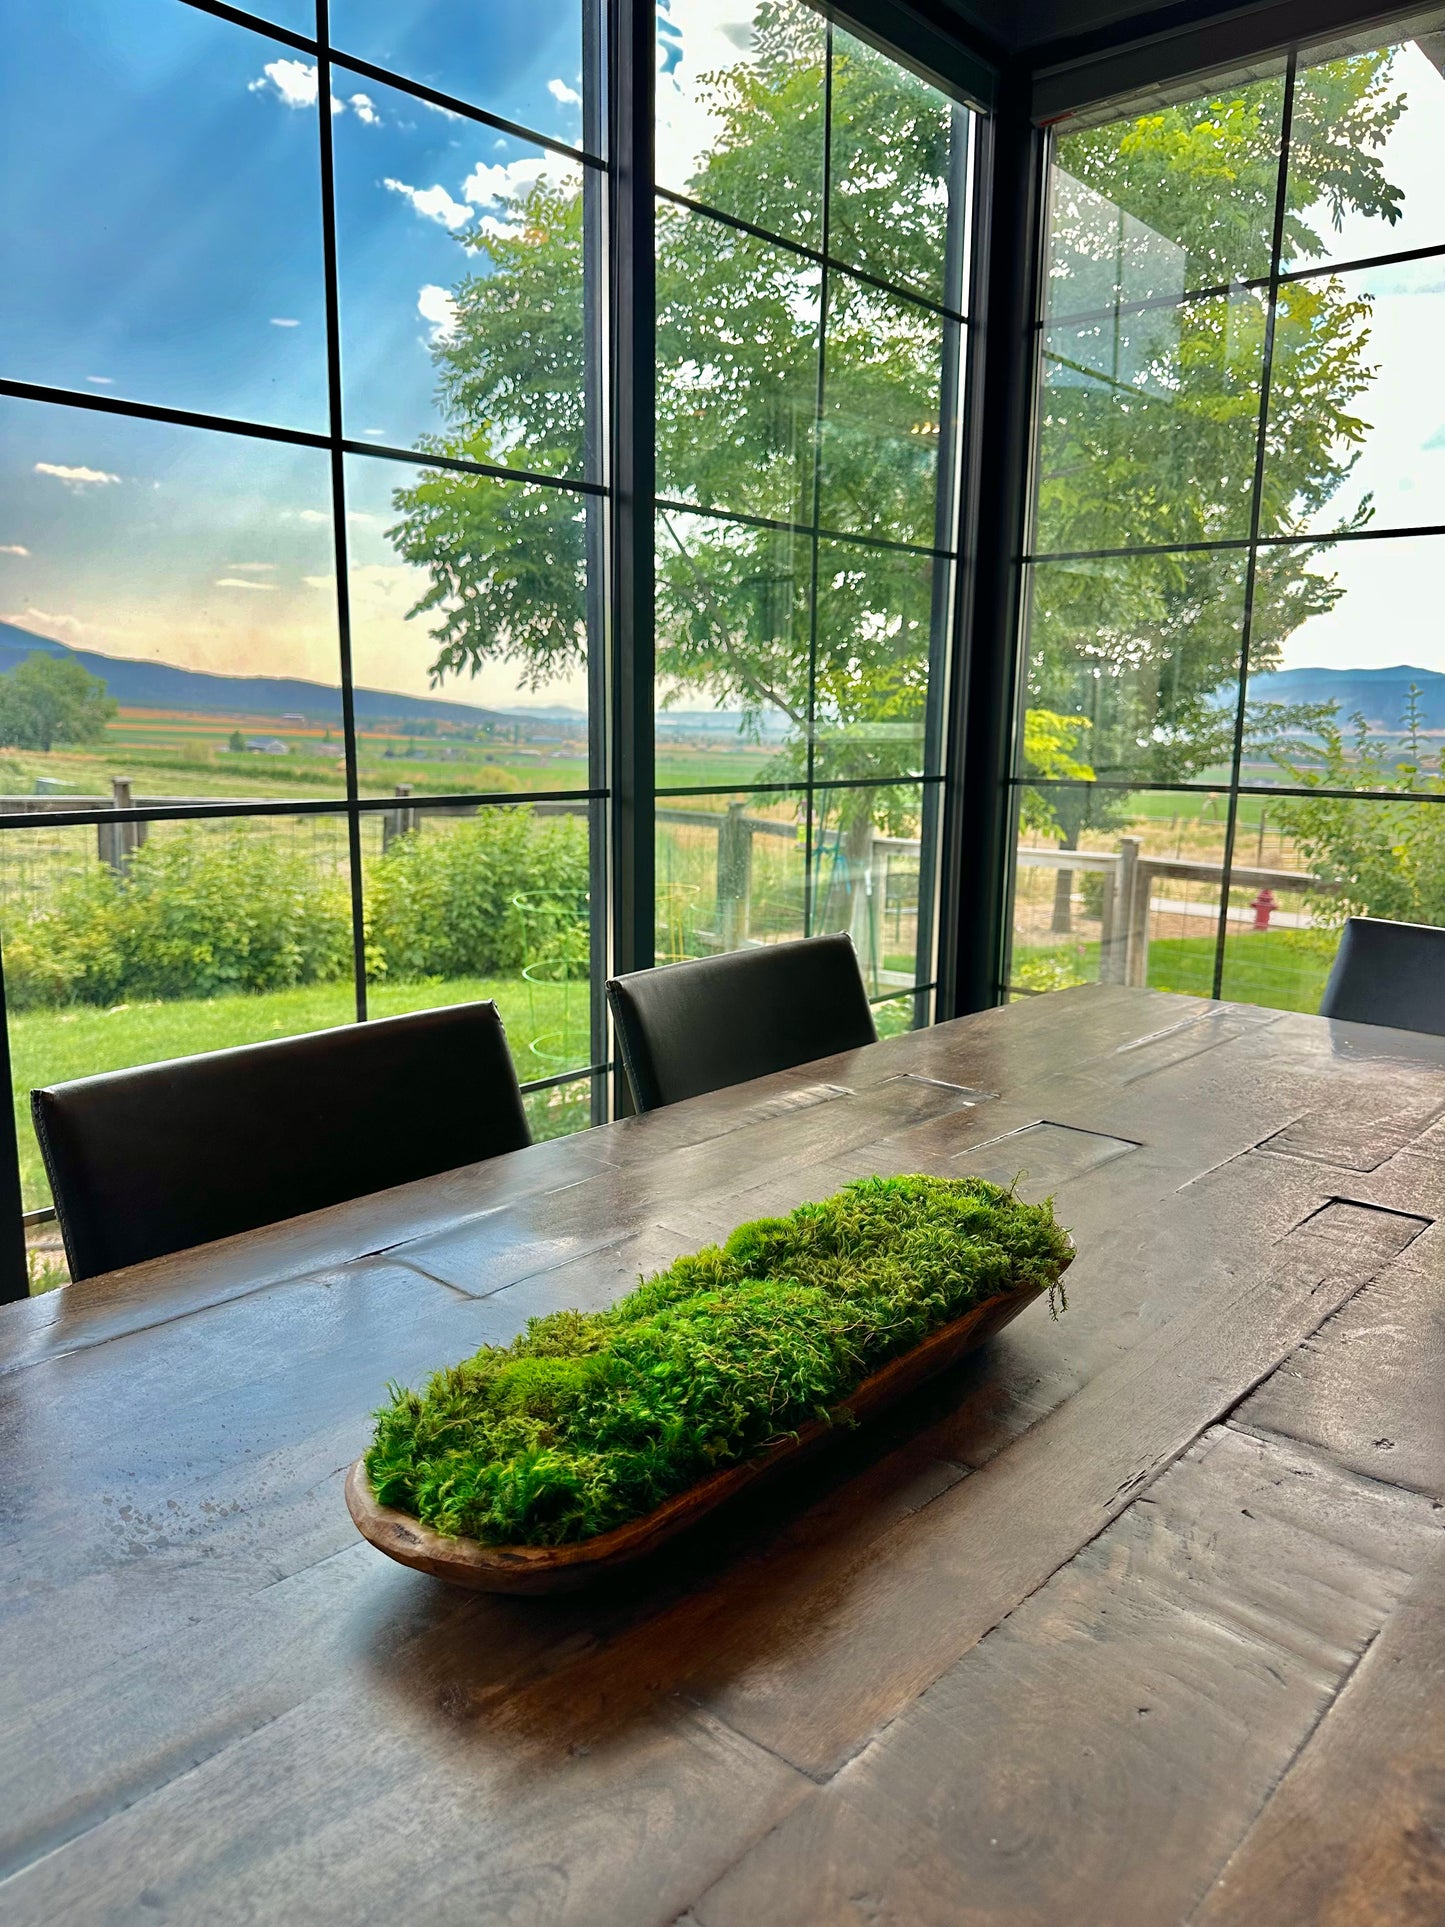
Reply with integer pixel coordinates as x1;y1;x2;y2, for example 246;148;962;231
1230;1233;1445;1502
1257;1067;1445;1172
640;1196;1432;1777
686;1425;1444;1927
1190;1536;1445;1927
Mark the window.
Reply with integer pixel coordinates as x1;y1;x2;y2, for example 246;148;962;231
1006;24;1445;1017
0;0;975;1293
653;1;973;1035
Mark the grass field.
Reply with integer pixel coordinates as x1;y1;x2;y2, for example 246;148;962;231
1011;928;1333;1012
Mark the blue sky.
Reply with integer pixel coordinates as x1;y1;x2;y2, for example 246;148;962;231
0;2;1441;713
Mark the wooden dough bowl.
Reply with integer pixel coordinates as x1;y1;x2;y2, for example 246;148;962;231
346;1252;1071;1595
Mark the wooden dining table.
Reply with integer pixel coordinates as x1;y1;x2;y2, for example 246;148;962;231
1;983;1442;1925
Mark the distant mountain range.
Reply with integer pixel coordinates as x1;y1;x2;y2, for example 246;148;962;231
0;621;560;734
1249;665;1445;732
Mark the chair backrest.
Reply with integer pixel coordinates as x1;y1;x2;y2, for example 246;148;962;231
1319;916;1445;1036
607;934;879;1113
32;1002;531;1281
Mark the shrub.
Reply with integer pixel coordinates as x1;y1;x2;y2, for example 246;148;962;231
366;810;588;982
365;1174;1073;1546
3;826;353;1009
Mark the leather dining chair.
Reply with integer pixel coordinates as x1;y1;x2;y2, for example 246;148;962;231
1319;915;1445;1037
32;1001;532;1281
607;932;879;1113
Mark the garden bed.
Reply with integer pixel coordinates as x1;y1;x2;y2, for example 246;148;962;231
348;1174;1073;1591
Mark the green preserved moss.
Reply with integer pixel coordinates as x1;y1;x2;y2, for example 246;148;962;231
365;1174;1072;1547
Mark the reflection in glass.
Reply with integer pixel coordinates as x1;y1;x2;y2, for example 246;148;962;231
656;204;820;523
0;396;342;802
0;0;327;429
1221;796;1445;1013
1286;39;1445;270
654;793;806;961
525;1075;595;1140
329;0;587;151
364;803;593;1079
1049;73;1285;301
1035;289;1266;553
335;78;590;472
809;782;928;993
345;454;593;797
655;0;825;246
1021;550;1249;788
654;508;810;792
1267;256;1445;536
1008;783;1226;1000
820;277;953;549
812;542;942;781
828;27;966;309
1;814;357;1211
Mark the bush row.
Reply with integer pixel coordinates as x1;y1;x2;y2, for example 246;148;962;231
2;811;589;1010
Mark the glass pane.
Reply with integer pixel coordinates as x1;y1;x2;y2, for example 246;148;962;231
1008;783;1226;999
820;275;954;549
1021;550;1248;788
657;203;821;523
655;508;810;791
812;541;943;781
1267;255;1445;536
363;802;593;1080
1240;535;1445;789
335;76;590;473
1286;38;1445;271
809;782;929;993
655;792;807;961
1034;289;1266;553
873;989;928;1039
0;0;327;429
828;27;965;309
656;0;825;248
345;453;593;797
1220;796;1445;1013
1049;73;1286;306
328;0;587;151
2;813;357;1215
524;1074;595;1140
0;395;343;802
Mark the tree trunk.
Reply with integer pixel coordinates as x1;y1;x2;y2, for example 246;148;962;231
820;812;877;978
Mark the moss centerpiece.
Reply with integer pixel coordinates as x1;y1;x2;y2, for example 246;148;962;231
350;1175;1072;1587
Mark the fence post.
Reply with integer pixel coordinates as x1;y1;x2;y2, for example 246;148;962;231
382;782;417;854
716;801;753;951
1121;838;1152;988
1098;860;1121;983
97;778;144;874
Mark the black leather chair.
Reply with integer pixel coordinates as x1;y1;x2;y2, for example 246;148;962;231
1319;916;1445;1037
607;933;879;1113
32;1002;531;1280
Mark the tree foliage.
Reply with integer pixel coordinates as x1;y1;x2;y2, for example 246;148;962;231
385;19;1406;844
0;652;116;753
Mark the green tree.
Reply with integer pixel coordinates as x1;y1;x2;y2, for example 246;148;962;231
227;729;245;753
0;652;117;753
386;18;1407;902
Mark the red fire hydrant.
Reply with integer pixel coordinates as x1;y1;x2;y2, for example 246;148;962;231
1251;887;1277;931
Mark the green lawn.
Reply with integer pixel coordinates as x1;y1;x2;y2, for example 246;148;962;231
11;975;592;1213
1012;928;1334;1013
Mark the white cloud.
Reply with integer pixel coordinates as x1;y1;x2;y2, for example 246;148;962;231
270;317;300;328
349;93;380;125
0;545;29;557
293;509;331;524
462;156;551;208
362;428;386;438
548;78;582;106
1;606;109;647
86;375;112;386
384;177;472;230
34;462;121;487
214;577;278;591
418;284;459;342
249;59;344;115
223;562;275;573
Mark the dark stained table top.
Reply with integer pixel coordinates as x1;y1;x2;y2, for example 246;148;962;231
1;984;1443;1925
